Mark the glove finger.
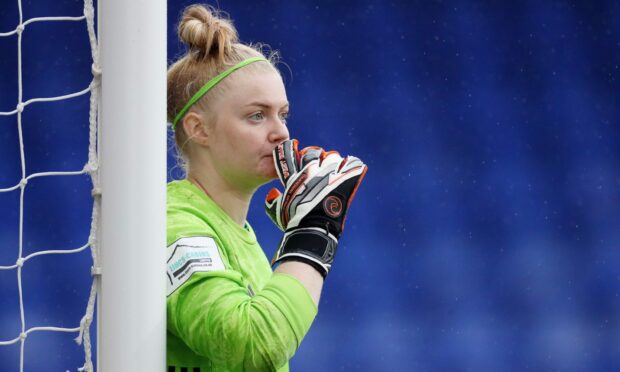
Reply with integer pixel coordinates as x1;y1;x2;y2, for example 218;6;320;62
299;147;323;169
265;187;282;204
319;150;343;170
328;156;367;191
337;155;364;173
274;139;299;186
264;187;285;231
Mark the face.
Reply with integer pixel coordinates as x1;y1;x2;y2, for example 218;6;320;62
204;67;290;190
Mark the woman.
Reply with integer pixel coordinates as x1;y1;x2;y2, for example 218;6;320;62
166;4;367;371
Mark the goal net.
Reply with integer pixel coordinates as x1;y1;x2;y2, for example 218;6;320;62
0;0;166;370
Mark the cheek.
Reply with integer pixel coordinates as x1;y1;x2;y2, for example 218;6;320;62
260;155;278;178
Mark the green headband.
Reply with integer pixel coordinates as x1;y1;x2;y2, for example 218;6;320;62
172;56;268;129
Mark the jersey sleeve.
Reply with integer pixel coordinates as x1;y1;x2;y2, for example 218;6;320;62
166;208;318;370
168;271;317;370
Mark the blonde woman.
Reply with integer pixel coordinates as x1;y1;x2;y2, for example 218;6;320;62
166;4;367;371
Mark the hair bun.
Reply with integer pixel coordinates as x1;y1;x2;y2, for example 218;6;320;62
178;5;239;62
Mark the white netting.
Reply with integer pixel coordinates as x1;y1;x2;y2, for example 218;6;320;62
0;0;100;371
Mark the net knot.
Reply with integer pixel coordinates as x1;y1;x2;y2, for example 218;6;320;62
91;64;102;77
16;258;24;268
19;178;27;188
19;332;27;340
16;24;24;34
16;102;24;113
83;162;98;174
75;316;86;345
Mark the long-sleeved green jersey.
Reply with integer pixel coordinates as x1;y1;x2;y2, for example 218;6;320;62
166;180;317;371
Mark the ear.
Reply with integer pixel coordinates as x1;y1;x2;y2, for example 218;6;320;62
181;111;211;146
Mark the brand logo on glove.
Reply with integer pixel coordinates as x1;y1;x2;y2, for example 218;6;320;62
323;195;343;218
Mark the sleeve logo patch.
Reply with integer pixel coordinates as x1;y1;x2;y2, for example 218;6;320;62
166;236;225;296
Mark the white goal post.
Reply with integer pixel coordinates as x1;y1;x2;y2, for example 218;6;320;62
98;0;166;370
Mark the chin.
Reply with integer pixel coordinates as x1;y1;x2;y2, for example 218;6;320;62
250;159;279;186
259;170;278;184
243;167;275;187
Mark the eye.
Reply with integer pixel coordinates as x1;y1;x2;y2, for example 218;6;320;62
249;112;265;122
279;111;289;125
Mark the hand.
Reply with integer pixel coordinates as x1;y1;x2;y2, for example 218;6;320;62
265;139;367;278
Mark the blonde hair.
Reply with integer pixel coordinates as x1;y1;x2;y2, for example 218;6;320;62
167;4;281;172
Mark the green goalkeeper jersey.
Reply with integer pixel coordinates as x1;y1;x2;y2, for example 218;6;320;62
166;180;317;371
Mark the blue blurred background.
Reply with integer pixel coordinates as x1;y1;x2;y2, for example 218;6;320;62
1;0;619;371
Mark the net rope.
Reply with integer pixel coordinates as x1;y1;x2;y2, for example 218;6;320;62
0;0;100;371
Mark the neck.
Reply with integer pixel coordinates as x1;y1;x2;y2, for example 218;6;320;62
187;170;254;227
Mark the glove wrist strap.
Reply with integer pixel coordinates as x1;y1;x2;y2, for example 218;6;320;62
273;227;338;278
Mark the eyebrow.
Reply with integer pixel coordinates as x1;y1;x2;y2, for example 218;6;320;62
243;101;289;109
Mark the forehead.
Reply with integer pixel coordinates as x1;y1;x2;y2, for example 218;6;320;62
223;67;287;106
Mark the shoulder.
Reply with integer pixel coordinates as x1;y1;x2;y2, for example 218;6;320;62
166;180;217;243
167;179;202;207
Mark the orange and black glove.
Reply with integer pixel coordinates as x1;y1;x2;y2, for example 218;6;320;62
265;139;367;278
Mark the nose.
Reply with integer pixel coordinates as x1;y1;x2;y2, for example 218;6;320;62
269;118;289;144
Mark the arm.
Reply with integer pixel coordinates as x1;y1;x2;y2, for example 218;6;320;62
275;261;323;306
168;268;317;370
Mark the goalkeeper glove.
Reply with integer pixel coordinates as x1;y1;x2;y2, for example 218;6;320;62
265;139;367;278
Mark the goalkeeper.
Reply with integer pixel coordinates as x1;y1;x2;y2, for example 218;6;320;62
166;4;367;371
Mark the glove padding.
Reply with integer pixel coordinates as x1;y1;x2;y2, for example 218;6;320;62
265;139;367;278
